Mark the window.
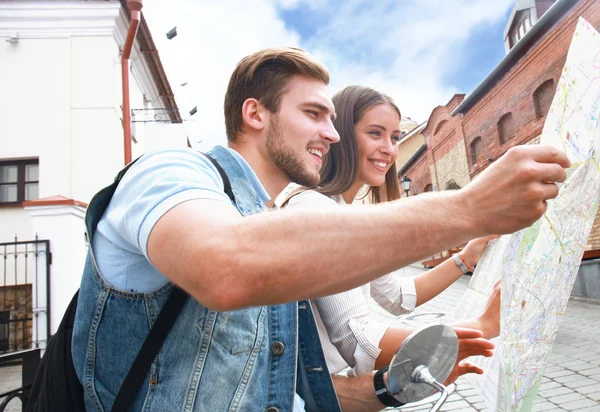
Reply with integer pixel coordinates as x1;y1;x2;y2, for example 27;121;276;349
498;113;515;144
423;184;433;192
470;136;482;164
0;159;39;205
509;11;531;48
533;79;556;119
434;120;448;135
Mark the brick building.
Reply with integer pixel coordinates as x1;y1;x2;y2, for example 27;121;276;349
397;0;600;296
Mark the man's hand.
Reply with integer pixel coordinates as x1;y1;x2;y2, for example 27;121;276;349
460;145;570;236
332;372;386;412
444;328;495;386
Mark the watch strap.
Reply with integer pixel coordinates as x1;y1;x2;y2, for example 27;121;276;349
452;253;471;274
373;366;403;408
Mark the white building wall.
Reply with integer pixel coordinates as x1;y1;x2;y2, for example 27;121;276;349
0;1;185;234
129;62;148;160
0;1;186;340
25;204;87;337
70;35;125;203
146;122;188;151
0;36;72;242
0;209;33;242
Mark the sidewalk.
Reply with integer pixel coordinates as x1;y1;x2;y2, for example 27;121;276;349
384;266;600;411
0;363;22;412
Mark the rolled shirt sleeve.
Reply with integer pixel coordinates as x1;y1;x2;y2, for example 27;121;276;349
370;271;418;315
312;285;391;376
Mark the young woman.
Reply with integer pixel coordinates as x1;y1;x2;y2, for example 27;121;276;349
282;85;499;377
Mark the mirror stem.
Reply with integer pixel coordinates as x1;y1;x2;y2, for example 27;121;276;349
411;365;449;412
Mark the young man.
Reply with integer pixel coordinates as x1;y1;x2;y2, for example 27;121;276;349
72;48;570;411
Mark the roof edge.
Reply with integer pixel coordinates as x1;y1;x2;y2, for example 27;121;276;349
398;144;427;177
453;0;579;117
23;195;88;208
398;121;427;145
120;0;182;123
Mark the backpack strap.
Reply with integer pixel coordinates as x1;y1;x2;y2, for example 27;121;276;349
110;152;235;412
111;288;188;412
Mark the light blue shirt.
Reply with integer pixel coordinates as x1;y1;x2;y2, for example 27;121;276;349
93;147;269;292
92;146;306;411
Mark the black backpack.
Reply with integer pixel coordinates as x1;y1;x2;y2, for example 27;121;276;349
26;154;235;412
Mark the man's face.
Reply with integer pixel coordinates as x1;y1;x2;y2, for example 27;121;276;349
265;75;339;187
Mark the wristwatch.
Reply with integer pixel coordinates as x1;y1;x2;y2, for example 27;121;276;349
373;366;403;408
452;253;472;274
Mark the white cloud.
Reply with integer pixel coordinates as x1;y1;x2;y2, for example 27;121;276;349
303;0;514;122
142;0;514;150
143;0;301;150
272;0;329;11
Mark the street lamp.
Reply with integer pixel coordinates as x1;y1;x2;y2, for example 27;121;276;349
401;176;412;197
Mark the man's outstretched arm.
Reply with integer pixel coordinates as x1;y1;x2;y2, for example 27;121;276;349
148;145;569;311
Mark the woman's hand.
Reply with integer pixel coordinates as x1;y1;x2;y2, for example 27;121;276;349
477;280;501;339
443;327;495;385
459;235;499;270
444;282;501;386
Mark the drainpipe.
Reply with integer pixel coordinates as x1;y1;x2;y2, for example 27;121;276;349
121;0;143;165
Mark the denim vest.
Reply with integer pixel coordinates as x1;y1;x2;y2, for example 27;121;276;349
72;146;341;412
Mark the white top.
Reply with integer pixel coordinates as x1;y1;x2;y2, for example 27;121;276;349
285;190;417;376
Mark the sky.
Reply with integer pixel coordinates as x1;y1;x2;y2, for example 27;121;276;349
142;0;515;150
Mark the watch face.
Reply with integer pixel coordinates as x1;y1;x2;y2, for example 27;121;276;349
387;324;458;404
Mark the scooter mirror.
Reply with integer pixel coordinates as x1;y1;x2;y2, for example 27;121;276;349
387;324;458;405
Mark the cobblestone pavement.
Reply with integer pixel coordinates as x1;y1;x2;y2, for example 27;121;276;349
0;363;22;412
382;266;600;412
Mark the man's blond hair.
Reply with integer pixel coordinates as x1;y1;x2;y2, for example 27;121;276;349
224;47;330;142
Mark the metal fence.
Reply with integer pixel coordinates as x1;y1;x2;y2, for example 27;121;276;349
0;237;50;353
0;349;41;412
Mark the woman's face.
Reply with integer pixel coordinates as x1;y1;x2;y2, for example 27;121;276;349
354;103;401;187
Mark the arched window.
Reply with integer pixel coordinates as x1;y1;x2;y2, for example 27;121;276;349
445;180;461;190
424;184;433;192
434;120;448;135
533;79;555;119
498;113;515;144
470;136;482;165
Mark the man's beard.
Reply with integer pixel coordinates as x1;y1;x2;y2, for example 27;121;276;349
266;115;319;187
